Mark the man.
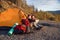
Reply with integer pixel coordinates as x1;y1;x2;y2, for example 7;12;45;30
27;14;41;30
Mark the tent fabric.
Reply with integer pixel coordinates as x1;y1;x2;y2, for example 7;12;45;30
0;8;26;27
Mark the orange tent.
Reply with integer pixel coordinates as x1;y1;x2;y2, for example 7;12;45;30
0;8;26;27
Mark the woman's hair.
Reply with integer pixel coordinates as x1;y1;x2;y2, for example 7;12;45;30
28;14;32;16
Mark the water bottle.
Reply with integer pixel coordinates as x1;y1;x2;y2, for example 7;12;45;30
8;23;19;36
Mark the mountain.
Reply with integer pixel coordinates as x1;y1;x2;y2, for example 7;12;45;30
47;10;60;14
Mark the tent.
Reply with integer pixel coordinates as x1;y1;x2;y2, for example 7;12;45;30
0;8;26;27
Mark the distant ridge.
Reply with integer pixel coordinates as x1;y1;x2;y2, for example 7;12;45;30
47;10;60;14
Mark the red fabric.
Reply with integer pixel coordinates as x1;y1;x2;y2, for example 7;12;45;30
15;25;26;32
14;19;30;32
22;19;30;26
25;19;30;26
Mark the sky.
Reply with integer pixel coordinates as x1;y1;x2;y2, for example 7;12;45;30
26;0;60;11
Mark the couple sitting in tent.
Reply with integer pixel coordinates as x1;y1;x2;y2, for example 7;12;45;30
14;14;35;33
14;13;40;34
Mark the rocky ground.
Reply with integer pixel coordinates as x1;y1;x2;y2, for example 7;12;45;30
0;21;60;40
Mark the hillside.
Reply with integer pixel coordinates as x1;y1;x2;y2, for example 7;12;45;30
47;11;60;22
33;11;57;21
0;0;34;14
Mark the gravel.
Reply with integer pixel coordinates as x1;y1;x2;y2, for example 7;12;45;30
0;26;60;40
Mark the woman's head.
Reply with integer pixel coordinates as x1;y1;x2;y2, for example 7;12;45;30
28;14;32;19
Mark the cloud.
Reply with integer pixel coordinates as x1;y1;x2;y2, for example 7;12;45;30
26;0;60;11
